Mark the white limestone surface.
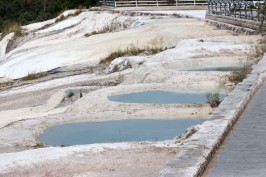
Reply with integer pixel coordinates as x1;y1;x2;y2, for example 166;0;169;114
0;33;14;59
0;11;234;79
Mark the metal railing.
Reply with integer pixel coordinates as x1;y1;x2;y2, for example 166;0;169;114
101;0;207;7
207;0;266;22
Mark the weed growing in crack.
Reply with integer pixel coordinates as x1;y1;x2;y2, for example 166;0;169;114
206;92;221;108
229;63;252;84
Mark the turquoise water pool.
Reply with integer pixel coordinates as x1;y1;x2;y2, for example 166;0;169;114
39;119;205;146
108;90;227;104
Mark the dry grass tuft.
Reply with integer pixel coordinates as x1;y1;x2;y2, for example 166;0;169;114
229;63;252;84
21;72;48;81
0;21;25;40
55;9;83;23
84;22;121;37
100;44;169;64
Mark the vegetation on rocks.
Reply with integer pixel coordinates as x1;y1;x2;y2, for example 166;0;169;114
85;22;121;37
253;36;266;60
0;21;24;40
68;91;75;98
206;92;221;108
21;72;48;81
229;63;252;84
100;44;169;64
54;9;83;23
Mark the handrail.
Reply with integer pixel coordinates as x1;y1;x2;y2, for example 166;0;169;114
101;0;207;7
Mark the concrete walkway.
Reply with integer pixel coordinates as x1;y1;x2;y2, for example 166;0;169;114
204;82;266;177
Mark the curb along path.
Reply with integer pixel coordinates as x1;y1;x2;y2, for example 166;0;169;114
204;81;266;177
159;55;266;177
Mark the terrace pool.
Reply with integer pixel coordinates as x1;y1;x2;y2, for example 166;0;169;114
39;119;205;146
108;90;227;104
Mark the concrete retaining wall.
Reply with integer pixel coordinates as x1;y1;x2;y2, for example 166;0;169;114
205;14;266;34
159;54;266;177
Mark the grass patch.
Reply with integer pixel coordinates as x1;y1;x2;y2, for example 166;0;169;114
251;36;266;61
206;92;221;108
68;91;75;98
100;44;169;64
229;63;252;84
54;15;67;23
21;72;48;81
55;9;83;23
0;21;25;40
84;22;120;37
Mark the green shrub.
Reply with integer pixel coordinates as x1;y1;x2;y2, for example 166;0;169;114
206;92;221;108
68;91;75;98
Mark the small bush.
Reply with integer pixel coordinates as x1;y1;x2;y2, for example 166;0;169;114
21;72;48;81
68;91;75;98
229;63;252;84
206;92;221;108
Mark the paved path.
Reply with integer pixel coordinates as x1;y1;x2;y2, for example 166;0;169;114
204;82;266;177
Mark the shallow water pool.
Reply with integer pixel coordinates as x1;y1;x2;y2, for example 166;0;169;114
108;91;227;104
39;119;205;146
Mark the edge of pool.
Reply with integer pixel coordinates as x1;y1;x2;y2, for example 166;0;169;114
159;54;266;177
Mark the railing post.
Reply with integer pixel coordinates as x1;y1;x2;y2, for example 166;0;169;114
250;2;253;20
136;0;138;7
239;3;241;18
176;0;177;6
208;0;211;14
194;0;196;6
157;0;159;6
114;1;116;7
244;3;247;19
